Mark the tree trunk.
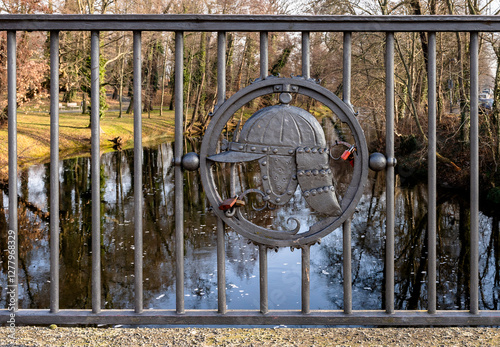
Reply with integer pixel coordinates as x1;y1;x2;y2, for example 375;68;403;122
160;40;169;117
118;47;125;118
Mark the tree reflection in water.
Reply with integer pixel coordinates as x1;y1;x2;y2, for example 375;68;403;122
0;141;499;312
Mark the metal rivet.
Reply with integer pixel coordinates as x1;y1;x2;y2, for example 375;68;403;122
318;148;324;154
262;147;268;152
320;170;326;176
304;191;310;197
251;146;256;151
312;170;319;176
273;148;278;154
263;195;270;201
298;170;304;176
304;147;311;153
292;175;297;180
238;145;244;150
263;175;268;180
287;190;293;195
297;148;304;153
311;189;317;196
266;189;272;194
262;161;267;166
279;92;293;104
312;148;318;153
330;186;335;191
288;149;295;154
318;187;323;193
275;197;281;203
305;170;311;176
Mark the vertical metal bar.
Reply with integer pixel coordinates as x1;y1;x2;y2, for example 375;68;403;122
301;245;310;314
216;31;228;315
90;30;101;314
427;32;437;315
302;32;310;79
174;31;185;314
217;218;226;314
217;32;226;106
7;30;18;312
385;32;395;314
342;31;353;315
470;31;479;315
259;245;268;314
343;218;352;314
49;31;60;313
343;32;352;107
133;31;143;314
260;32;268;80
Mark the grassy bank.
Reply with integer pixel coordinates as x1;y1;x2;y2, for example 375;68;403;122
0;109;176;182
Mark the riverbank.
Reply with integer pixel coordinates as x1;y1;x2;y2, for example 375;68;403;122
1;326;499;346
0;109;175;183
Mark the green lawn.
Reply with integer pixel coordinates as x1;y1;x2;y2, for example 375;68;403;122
0;109;176;182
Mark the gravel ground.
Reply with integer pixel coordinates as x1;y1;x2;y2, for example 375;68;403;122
1;327;500;346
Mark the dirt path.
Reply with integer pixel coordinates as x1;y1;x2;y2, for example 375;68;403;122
1;326;499;346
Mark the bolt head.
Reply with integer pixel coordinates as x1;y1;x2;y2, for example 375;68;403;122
279;92;293;104
181;152;200;171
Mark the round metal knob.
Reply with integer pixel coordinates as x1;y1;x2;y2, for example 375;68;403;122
182;152;200;171
369;152;387;171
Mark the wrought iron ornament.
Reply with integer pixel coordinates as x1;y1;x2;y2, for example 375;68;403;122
200;77;369;247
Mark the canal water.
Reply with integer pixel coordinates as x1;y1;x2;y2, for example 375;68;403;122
0;141;499;312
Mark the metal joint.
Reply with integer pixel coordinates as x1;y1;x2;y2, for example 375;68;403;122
387;157;397;167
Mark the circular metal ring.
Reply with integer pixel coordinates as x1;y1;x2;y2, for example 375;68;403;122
200;77;368;247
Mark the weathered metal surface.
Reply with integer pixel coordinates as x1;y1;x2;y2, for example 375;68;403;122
259;245;268;314
7;30;18;312
2;310;500;326
2;14;497;327
200;77;368;247
49;31;60;314
174;31;185;315
90;30;101;314
217;218;226;314
428;31;437;314
133;30;144;314
296;145;341;215
181;152;200;171
385;32;395;314
369;152;387;171
1;15;500;32
470;32;479;315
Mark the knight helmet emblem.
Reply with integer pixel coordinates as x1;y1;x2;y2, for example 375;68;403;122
207;103;342;216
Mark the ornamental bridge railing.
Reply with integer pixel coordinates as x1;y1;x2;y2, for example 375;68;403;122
1;15;499;326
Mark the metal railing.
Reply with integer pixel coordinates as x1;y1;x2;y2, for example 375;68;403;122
1;14;499;326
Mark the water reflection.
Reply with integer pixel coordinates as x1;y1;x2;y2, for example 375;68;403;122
0;141;499;312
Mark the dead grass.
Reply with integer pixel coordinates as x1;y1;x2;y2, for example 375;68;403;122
0;109;175;183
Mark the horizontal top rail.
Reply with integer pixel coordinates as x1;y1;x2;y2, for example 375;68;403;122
1;14;500;32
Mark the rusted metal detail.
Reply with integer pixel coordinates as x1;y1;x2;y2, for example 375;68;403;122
200;77;368;247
